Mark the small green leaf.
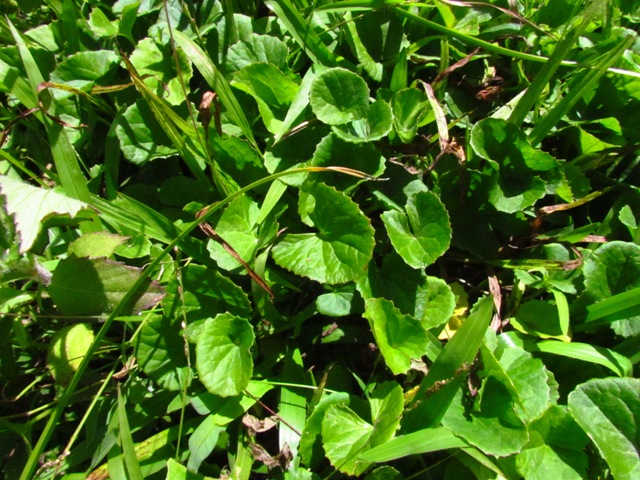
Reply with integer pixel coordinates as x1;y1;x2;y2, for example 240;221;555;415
381;190;451;269
47;323;94;387
115;101;177;165
48;257;165;316
232;63;299;135
0;175;89;253
196;314;255;397
206;195;260;271
568;378;640;480
391;88;432;143
332;100;393;143
136;315;192;391
167;458;216;479
225;33;289;73
441;386;529;456
130;37;192;105
51;50;119;82
369;382;404;447
271;181;375;284
322;403;374;476
363;298;430;375
310;67;369;125
67;232;129;258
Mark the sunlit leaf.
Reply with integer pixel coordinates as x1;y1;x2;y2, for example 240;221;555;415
196;314;255;397
310;67;369;125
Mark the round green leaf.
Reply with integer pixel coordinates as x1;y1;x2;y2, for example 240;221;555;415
363;298;430;375
310;67;369;125
332;100;393;143
196;314;255;397
136;315;192;391
271;181;375;284
381;191;451;269
47;323;94;387
568;378;640;480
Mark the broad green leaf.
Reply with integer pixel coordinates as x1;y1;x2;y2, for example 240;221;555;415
322;403;374;476
391;88;432;143
211;136;267;190
483;334;558;424
135;315;192;391
115;101;177;165
271;181;375;284
583;241;640;336
511;299;570;341
344;12;382;81
51;49;119;82
48;257;166;316
47;323;94;387
232;62;299;135
191;381;273;425
333;100;393;143
516;406;589;480
196;314;255;397
309;67;369;125
225;33;289;73
67;232;129;258
164;265;251;322
0;175;89;253
369;382;404;447
311;133;386;191
130;37;192;105
360;427;468;463
441;385;529;456
381;190;451;269
470;118;558;213
363;298;430;375
299;392;350;469
358;253;455;332
516;445;584;480
568;378;640;480
206;195;260;271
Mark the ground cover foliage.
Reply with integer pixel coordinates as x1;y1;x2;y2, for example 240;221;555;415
1;0;640;478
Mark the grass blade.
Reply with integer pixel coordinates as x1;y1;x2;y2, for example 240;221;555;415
532;340;633;377
359;427;467;462
402;297;494;431
117;385;144;480
585;287;640;324
528;34;635;146
264;0;344;67
173;31;257;149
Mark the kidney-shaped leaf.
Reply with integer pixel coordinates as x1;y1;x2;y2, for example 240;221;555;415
381;190;451;269
363;298;430;375
310;67;369;125
196;314;255;397
271;181;375;284
332;100;393;143
47;323;94;387
48;257;165;316
568;378;640;480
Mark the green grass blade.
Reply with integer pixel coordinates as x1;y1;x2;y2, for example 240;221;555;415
7;19;93;205
173;31;257;149
279;348;307;455
359;427;467;462
531;340;633;377
508;5;599;127
528;34;635;146
402;297;494;431
264;0;344;67
117;386;144;480
585;287;640;324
